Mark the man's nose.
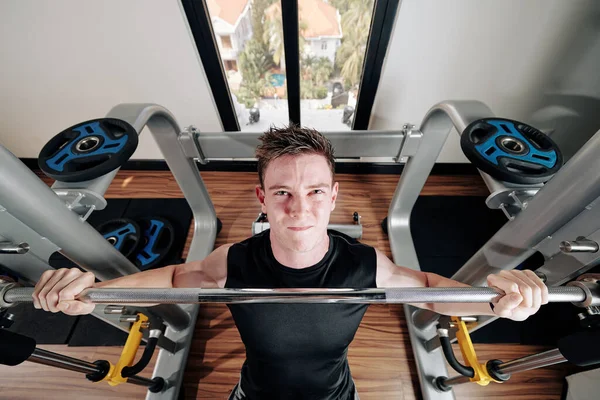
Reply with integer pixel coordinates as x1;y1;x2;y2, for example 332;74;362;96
288;195;309;217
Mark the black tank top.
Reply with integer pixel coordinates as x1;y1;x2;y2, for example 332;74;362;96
225;229;377;399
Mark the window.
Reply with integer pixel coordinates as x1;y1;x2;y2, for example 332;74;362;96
206;0;289;132
181;0;398;132
299;0;375;131
221;35;232;49
225;60;238;71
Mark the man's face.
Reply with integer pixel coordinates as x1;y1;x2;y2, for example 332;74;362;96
256;153;338;253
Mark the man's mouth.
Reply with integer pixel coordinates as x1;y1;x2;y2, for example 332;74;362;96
288;226;312;231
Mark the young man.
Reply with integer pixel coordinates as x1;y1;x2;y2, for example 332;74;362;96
32;126;548;399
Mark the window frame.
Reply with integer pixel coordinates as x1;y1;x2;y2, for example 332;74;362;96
181;0;400;131
181;0;240;131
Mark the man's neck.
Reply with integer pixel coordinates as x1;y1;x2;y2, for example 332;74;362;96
270;231;330;269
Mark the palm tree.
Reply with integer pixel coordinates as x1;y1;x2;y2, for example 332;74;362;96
299;55;332;98
328;0;351;15
336;0;374;88
313;57;333;86
342;0;373;35
238;39;272;106
263;10;285;66
263;4;308;70
336;30;365;88
300;55;316;80
251;0;276;58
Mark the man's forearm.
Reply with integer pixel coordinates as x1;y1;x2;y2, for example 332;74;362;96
425;272;496;317
94;265;177;289
90;265;178;307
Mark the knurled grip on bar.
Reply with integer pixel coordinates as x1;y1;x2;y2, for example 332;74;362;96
566;280;600;307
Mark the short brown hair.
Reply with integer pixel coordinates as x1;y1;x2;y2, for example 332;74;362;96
256;125;335;188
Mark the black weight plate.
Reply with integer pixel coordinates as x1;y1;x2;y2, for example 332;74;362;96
460;118;563;184
38;118;138;182
96;218;143;260
134;217;175;271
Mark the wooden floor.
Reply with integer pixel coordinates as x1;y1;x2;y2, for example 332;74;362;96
0;170;578;399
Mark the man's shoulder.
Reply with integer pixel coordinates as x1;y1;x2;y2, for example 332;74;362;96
328;230;376;263
224;230;269;259
232;230;269;248
328;229;373;250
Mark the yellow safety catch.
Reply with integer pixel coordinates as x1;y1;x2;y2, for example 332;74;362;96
99;313;149;387
451;316;502;386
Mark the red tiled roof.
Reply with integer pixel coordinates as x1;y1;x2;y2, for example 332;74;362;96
266;0;342;38
206;0;249;26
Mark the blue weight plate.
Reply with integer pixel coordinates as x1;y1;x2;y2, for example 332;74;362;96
460;118;563;184
38;118;138;182
134;217;175;271
96;218;143;260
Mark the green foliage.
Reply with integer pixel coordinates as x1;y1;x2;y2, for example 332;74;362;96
238;39;274;106
250;0;273;60
263;3;308;67
302;56;333;85
300;55;333;99
313;57;334;86
263;7;284;66
334;0;374;89
239;39;271;83
235;88;257;108
315;86;328;99
300;81;328;100
329;0;351;14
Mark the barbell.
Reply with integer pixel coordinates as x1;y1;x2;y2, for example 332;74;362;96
1;281;599;308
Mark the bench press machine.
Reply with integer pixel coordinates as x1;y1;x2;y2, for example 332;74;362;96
1;100;600;399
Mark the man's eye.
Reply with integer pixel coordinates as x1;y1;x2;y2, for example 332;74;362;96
275;191;288;196
314;189;324;194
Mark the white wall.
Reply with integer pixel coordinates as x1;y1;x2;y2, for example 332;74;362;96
0;0;222;160
232;10;252;56
371;0;600;163
306;38;339;64
234;11;253;53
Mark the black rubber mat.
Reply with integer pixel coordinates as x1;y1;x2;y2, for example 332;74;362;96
5;303;80;345
67;314;129;347
67;198;192;346
410;196;508;259
6;198;192;346
48;199;131;269
410;196;582;345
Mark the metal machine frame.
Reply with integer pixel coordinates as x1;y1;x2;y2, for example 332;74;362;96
2;100;600;399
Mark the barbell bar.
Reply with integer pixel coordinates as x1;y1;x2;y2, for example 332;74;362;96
2;281;598;307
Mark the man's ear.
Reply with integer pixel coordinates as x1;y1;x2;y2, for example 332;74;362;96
331;181;339;211
256;185;267;214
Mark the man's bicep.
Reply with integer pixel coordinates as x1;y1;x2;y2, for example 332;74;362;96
173;243;232;288
375;247;428;288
